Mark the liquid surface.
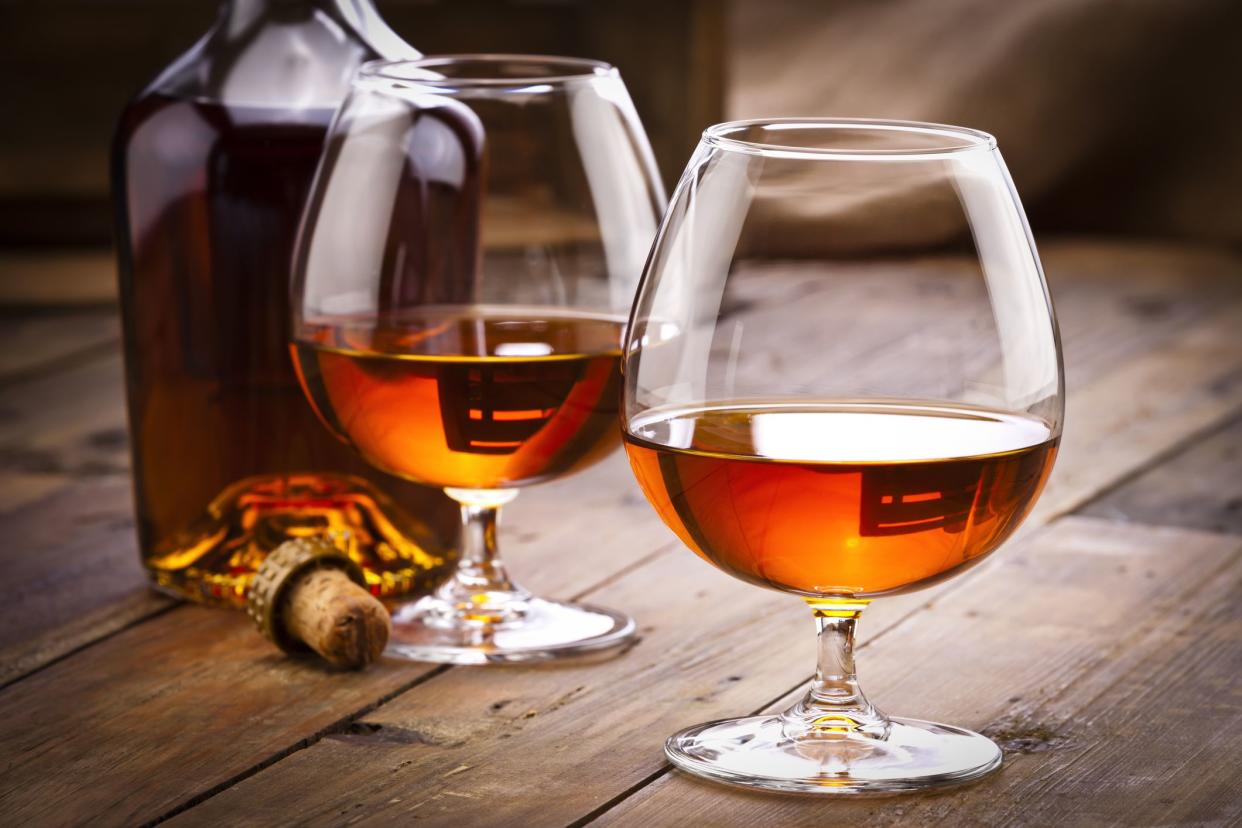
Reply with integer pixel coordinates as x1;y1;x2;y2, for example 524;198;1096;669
293;310;625;490
624;402;1058;597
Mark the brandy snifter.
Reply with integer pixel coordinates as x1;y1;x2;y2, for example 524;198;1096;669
622;119;1062;792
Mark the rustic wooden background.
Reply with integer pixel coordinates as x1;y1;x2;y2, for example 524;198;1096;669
0;240;1239;825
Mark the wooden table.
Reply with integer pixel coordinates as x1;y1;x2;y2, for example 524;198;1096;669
1;239;1239;826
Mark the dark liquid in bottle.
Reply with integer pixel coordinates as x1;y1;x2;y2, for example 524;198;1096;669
113;93;455;604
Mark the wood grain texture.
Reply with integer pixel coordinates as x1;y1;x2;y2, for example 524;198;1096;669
165;535;949;827
2;240;1239;825
0;350;128;479
1081;413;1242;535
0;604;442;828
596;520;1242;827
0;309;118;384
0;475;167;687
0;305;140;683
169;519;1242;827
0;472;67;513
1027;298;1242;530
0;251;118;306
154;242;1242;824
0;589;170;691
0;304;127;513
660;241;1240;429
0;454;710;828
0;431;734;826
0;437;708;825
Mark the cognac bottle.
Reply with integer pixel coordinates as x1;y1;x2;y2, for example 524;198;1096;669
112;0;456;606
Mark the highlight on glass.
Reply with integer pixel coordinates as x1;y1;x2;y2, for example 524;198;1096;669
622;119;1063;792
291;55;666;663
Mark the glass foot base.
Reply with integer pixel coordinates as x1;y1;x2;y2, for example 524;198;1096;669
386;595;637;664
666;714;1002;795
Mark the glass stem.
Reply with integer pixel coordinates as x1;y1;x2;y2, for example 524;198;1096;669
436;489;528;618
781;600;890;739
455;501;516;594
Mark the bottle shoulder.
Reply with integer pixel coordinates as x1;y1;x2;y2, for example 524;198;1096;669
137;32;215;102
128;5;415;109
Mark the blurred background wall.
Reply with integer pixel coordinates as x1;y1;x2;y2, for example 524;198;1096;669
729;0;1242;249
0;0;723;251
0;0;1238;296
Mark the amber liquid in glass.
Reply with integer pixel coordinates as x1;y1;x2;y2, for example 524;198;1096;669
292;310;625;491
624;402;1058;597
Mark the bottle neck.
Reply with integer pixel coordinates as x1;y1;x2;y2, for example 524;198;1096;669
219;0;419;59
222;0;371;24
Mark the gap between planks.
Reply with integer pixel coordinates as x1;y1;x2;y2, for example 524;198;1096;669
140;664;454;828
1078;410;1242;536
0;594;176;691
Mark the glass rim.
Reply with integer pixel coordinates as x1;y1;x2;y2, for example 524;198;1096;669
357;54;618;88
703;118;999;160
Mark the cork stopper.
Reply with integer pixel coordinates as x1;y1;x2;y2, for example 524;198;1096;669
247;537;391;669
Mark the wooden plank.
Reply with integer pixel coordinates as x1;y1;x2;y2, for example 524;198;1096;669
0;308;125;504
0;475;169;688
0;310;122;513
1080;413;1242;535
2;241;1237;823
670;241;1239;429
0;309;141;684
0;449;697;826
0;591;171;692
162;532;942;827
596;520;1241;827
0;251;117;306
0;253;832;684
0;251;922;818
1037;239;1242;384
0;604;442;827
0;307;120;511
0;350;128;477
153;245;1242;825
0;309;118;385
684;250;1242;538
0;405;690;816
1027;299;1242;529
0;239;1231;506
0;472;67;513
0;441;671;691
167;519;1240;827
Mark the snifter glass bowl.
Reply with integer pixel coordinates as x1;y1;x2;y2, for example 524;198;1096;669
621;118;1063;793
291;55;665;663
